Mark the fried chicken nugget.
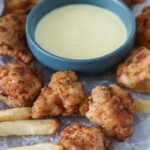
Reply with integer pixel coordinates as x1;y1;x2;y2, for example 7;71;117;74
86;85;135;141
121;0;133;9
0;13;33;63
5;0;41;15
117;47;150;93
135;6;150;49
49;71;89;116
121;0;145;9
31;87;63;118
59;125;113;150
0;63;43;108
32;71;89;118
133;0;146;4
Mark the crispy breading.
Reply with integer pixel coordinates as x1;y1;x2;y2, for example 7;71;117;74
135;6;150;49
4;0;41;15
32;71;89;118
49;71;84;107
78;93;89;116
32;87;63;118
86;85;135;141
142;6;150;13
121;0;133;9
59;125;113;150
121;0;145;9
49;71;89;116
0;63;43;108
0;13;33;63
133;0;146;4
117;47;150;93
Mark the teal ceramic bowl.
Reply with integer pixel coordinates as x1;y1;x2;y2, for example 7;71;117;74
26;0;135;74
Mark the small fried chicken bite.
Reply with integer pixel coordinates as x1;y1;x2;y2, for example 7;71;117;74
121;0;133;9
32;71;89;118
49;71;89;116
86;85;135;141
59;125;113;150
0;63;43;108
133;0;146;4
117;47;150;93
135;6;150;49
32;87;63;118
4;0;41;15
0;13;33;63
121;0;145;9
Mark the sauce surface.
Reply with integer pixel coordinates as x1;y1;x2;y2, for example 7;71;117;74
35;4;127;59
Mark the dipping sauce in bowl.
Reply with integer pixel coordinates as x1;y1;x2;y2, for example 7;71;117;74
35;4;127;60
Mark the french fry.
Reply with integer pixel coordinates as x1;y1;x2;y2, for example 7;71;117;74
0;107;31;121
135;100;150;113
0;119;58;136
5;143;63;150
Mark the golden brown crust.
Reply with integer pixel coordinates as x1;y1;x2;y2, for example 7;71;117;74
121;0;145;9
117;47;150;93
49;71;84;108
59;125;113;150
86;85;135;141
135;6;150;49
4;0;41;15
0;13;33;63
32;71;89;118
32;87;63;118
142;6;150;13
0;63;43;108
133;0;146;4
121;0;133;9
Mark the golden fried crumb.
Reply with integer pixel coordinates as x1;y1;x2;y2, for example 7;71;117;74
142;6;150;13
121;0;145;9
0;63;43;108
4;0;41;14
121;0;133;9
32;71;89;118
31;87;63;117
133;0;146;4
59;125;113;150
86;85;135;141
117;47;150;93
135;6;150;49
0;13;33;63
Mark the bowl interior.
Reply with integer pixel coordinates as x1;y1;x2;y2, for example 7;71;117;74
27;0;135;60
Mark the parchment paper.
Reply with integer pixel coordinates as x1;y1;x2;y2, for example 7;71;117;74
0;0;150;149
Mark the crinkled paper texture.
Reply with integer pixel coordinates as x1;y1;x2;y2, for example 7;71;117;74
0;0;150;149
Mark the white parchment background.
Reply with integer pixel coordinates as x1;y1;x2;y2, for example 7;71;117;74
0;0;150;149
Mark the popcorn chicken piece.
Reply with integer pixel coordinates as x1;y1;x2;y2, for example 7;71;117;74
133;0;146;4
5;0;41;14
0;63;43;108
121;0;133;9
135;6;150;49
59;125;113;150
32;87;63;118
117;47;150;93
0;13;33;63
86;85;135;141
32;71;89;118
121;0;145;9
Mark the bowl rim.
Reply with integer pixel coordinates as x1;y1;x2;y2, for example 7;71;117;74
26;0;136;63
